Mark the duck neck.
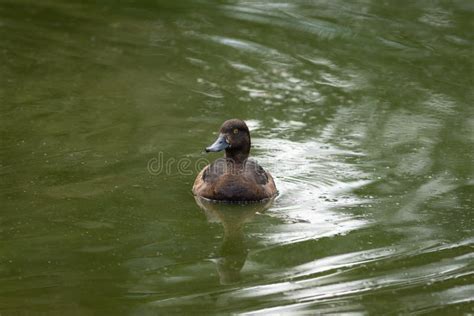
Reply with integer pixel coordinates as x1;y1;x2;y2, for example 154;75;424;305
225;148;249;164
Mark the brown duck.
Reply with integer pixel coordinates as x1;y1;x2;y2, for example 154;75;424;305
192;119;277;202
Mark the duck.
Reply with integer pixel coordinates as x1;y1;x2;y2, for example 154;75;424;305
192;119;277;202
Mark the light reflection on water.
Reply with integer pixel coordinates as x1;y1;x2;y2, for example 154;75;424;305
254;135;372;244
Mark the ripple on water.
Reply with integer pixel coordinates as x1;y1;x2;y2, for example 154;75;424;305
419;7;454;28
249;119;372;246
212;238;473;313
218;3;353;40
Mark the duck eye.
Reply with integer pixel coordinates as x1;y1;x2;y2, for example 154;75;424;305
233;128;239;134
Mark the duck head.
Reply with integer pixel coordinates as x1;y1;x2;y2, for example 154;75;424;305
205;119;251;162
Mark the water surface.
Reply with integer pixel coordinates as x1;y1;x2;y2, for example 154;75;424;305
1;0;473;314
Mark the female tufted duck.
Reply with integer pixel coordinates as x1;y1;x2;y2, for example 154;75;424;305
192;119;277;202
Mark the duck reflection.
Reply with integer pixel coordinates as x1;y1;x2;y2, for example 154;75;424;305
194;197;273;284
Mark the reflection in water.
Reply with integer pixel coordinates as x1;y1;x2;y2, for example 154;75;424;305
195;197;273;284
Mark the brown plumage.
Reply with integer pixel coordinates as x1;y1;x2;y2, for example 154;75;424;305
192;119;277;202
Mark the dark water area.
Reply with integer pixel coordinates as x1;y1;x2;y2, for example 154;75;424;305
0;0;473;314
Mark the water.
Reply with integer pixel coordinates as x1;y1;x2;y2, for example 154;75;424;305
1;0;473;314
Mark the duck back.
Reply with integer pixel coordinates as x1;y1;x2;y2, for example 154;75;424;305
193;158;276;202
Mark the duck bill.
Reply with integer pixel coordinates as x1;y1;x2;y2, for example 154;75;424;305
205;134;230;152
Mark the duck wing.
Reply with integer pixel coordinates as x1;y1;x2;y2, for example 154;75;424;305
244;160;270;185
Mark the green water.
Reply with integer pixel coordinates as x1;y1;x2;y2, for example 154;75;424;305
1;0;473;314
